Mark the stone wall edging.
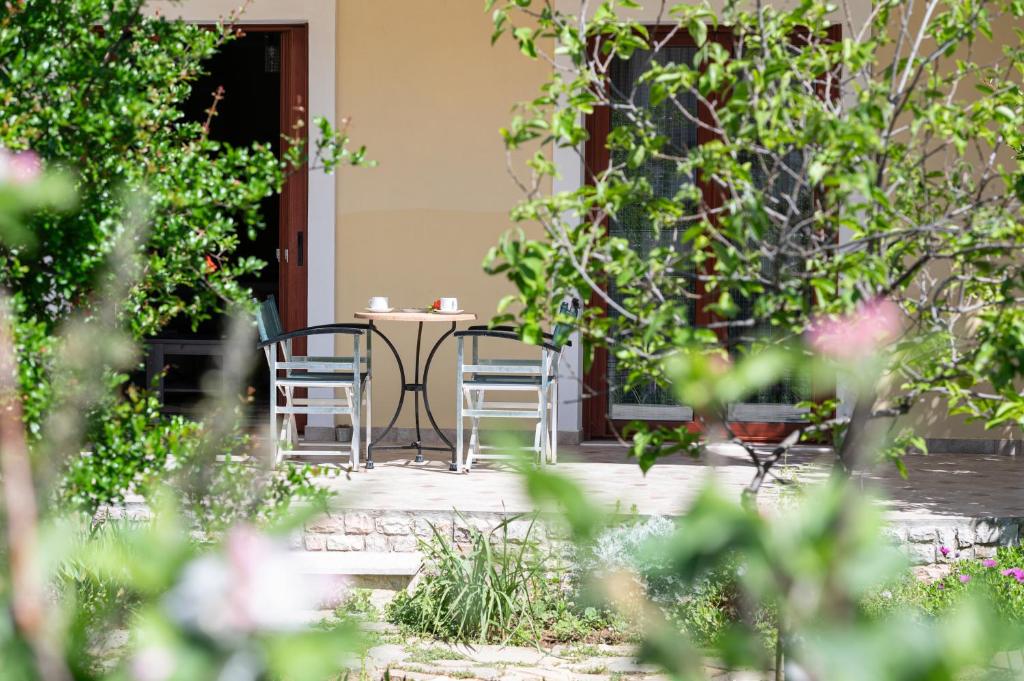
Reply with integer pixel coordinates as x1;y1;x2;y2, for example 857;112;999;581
301;508;1024;568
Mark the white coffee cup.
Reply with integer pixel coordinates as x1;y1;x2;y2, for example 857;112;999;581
368;296;390;311
439;297;458;312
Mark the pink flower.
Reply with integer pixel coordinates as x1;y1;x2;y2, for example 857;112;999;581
939;546;950;557
1001;567;1024;582
807;298;903;360
982;558;998;568
0;148;41;185
959;574;971;583
130;646;176;681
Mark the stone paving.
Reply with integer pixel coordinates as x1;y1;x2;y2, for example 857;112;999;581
351;626;1024;681
356;627;769;681
293;444;1023;567
303;444;1022;520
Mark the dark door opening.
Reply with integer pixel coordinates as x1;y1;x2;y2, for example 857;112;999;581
141;26;309;419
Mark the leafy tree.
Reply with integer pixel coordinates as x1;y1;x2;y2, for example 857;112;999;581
0;0;368;510
1;0;366;335
486;0;1024;477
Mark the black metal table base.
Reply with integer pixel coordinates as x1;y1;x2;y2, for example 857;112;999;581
366;321;458;471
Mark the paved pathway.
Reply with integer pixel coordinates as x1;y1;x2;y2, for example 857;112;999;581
360;632;767;681
302;444;1022;521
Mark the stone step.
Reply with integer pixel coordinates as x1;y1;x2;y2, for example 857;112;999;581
293;550;423;576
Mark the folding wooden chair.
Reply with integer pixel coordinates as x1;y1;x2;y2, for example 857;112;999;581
453;299;579;472
256;297;371;467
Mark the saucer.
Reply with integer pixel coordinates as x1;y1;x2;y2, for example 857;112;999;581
365;307;394;313
434;309;465;314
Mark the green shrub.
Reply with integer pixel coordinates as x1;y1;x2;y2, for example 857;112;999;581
56;385;329;531
664;562;777;652
578;516;680;604
1;1;367;521
54;521;144;648
386;515;549;644
577;517;775;649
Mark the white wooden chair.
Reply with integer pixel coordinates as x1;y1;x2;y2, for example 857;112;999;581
454;299;579;472
256;297;371;467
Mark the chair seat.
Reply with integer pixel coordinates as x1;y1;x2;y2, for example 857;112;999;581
466;374;555;387
301;355;364;363
475;358;543;366
279;371;369;386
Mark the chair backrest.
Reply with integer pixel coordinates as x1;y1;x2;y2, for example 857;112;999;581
255;295;284;344
552;297;581;349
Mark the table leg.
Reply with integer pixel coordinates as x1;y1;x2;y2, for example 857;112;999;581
365;321;406;470
365;320;458;471
412;322;424;463
421;322;457;471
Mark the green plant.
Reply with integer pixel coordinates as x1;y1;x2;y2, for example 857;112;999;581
580;516;679;604
335;589;381;622
664;560;777;652
0;0;370;516
386;514;549;644
386;512;631;646
403;644;468;664
533;589;632;644
518;458;1024;679
863;546;1024;626
577;664;610;674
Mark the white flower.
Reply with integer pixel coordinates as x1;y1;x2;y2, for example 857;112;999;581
163;524;339;642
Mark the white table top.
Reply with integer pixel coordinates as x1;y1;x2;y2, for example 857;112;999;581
354;310;477;323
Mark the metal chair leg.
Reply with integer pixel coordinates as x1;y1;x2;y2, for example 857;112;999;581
550;380;558;465
471;389;484;465
365;377;372;466
456;338;464;473
537;384;548;466
281;387;289;444
269;370;279;466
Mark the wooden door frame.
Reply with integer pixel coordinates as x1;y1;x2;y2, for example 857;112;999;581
238;24;309;337
237;25;309;430
582;24;839;443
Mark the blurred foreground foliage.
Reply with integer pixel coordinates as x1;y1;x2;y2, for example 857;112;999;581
522;462;1024;681
0;154;360;680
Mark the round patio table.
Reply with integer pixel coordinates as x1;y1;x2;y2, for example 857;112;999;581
354;310;477;470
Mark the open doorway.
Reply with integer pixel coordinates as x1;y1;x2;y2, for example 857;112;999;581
142;26;309;419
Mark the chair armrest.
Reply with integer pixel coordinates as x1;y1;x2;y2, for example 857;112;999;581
465;325;572;347
454;329;561;353
257;324;367;349
305;322;369;332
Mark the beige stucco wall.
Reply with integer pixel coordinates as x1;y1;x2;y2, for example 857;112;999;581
334;0;549;433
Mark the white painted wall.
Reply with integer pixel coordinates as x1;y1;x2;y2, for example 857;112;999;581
146;0;337;426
